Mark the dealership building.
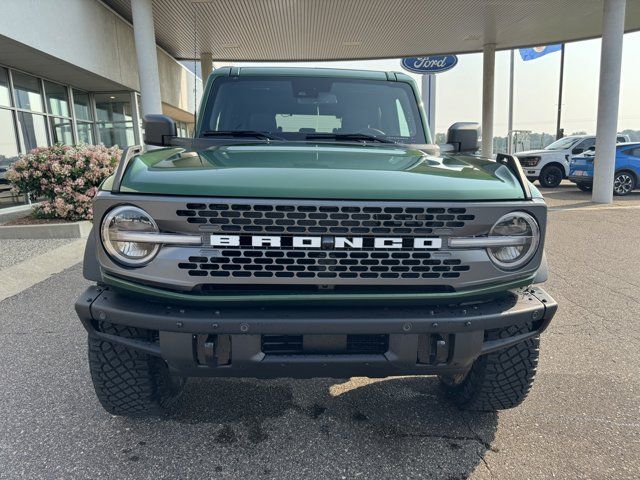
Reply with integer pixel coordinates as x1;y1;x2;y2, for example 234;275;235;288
0;0;203;209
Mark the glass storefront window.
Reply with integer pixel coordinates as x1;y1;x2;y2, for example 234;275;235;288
49;117;74;145
77;122;94;144
73;90;92;121
16;111;48;152
0;68;11;107
95;93;132;122
0;108;19;164
44;81;70;117
12;72;44;112
95;93;135;147
97;122;134;148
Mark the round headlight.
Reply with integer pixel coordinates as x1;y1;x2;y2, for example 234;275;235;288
100;205;159;266
487;212;540;270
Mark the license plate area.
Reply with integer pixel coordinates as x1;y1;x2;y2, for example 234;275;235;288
261;334;389;355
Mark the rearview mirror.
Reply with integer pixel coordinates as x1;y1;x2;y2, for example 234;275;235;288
143;114;177;146
446;122;481;152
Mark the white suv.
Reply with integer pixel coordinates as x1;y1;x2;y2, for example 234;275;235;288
517;134;630;188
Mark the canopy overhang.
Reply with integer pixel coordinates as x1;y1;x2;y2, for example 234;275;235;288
104;0;640;61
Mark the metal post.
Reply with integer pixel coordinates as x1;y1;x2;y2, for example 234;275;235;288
555;44;566;140
421;74;436;141
507;49;514;153
481;43;496;158
131;0;162;117
593;0;626;204
201;52;213;83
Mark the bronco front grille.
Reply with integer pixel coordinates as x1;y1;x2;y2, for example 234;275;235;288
178;250;470;280
176;203;474;235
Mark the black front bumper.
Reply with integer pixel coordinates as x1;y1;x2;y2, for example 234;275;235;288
75;286;557;378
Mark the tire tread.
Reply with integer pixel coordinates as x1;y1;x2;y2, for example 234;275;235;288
88;322;185;416
442;323;539;411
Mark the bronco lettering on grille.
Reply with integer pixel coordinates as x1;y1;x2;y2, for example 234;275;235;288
210;235;442;249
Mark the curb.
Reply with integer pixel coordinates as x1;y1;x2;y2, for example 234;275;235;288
0;221;92;239
0;203;38;225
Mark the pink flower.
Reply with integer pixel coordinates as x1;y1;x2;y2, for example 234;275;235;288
6;144;121;221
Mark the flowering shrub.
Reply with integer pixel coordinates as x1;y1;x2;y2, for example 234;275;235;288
6;144;121;221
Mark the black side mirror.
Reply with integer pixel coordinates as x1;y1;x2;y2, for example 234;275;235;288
143;114;177;146
446;122;481;152
572;148;584;155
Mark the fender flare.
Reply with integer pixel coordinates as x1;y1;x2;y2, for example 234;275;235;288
533;251;548;284
82;227;101;282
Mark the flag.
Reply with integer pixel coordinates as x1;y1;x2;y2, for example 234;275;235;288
519;44;562;61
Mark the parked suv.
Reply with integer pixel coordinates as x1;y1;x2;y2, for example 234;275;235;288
517;134;630;188
76;67;557;416
569;142;640;195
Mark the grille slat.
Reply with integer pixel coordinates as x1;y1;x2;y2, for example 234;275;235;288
179;249;468;280
177;203;474;235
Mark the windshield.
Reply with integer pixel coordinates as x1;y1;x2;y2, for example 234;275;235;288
200;76;429;144
544;137;581;151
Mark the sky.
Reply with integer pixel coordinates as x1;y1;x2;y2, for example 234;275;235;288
216;31;640;137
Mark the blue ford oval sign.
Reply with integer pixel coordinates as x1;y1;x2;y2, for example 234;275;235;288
401;55;458;74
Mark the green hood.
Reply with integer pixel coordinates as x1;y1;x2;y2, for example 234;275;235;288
104;143;525;201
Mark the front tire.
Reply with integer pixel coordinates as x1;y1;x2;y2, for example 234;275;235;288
88;322;186;416
576;182;592;192
613;171;636;196
439;323;539;411
538;165;564;188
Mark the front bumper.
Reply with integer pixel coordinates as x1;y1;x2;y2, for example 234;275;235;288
568;175;593;185
75;286;557;379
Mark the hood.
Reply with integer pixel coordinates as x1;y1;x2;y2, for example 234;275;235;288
517;149;548;156
517;148;567;158
105;143;526;201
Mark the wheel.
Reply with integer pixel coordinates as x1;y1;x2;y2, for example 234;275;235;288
439;323;539;411
613;171;635;196
576;183;592;192
538;165;564;188
88;322;186;416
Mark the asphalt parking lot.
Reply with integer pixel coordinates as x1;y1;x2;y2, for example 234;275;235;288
1;183;639;479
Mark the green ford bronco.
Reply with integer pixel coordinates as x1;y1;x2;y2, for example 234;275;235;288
76;67;557;416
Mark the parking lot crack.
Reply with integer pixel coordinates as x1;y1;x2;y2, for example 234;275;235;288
0;330;68;336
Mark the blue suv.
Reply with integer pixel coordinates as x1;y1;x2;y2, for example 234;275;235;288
569;142;640;196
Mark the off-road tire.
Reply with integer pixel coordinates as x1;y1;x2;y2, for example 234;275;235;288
538;165;563;188
576;182;592;192
439;323;539;411
88;322;186;416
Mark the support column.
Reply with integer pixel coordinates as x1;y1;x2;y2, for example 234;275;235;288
201;52;213;83
481;43;496;158
593;0;627;204
131;0;162;118
421;74;436;141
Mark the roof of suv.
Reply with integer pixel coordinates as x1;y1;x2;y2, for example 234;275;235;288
219;66;414;83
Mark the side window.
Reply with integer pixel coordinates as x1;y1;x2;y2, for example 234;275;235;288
617;136;626;143
395;99;410;137
577;138;595;151
628;148;640;158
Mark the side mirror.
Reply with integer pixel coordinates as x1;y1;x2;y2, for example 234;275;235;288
572;148;584;155
143;114;177;146
446;122;481;152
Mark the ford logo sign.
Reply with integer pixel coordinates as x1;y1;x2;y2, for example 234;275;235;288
401;55;458;74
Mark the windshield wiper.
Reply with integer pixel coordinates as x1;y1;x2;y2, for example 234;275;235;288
305;133;396;144
202;130;284;140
